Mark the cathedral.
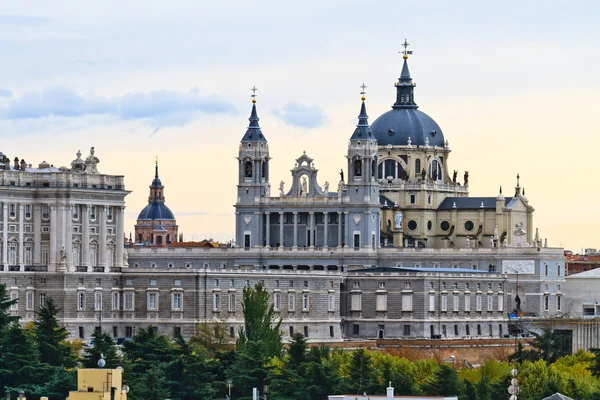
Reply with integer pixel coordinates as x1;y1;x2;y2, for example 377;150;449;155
0;46;566;345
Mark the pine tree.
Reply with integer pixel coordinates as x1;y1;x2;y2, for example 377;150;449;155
33;298;76;367
82;329;121;368
0;283;18;330
0;323;44;397
422;364;462;396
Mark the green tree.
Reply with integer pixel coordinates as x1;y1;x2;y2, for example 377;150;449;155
189;321;231;353
33;298;76;367
422;364;462;397
339;348;379;395
528;328;570;364
82;329;121;368
0;283;18;330
0;323;44;397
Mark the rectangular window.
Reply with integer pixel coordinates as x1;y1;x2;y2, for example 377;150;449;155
402;294;413;311
476;295;482;311
544;295;549;311
150;279;157;286
78;292;86;310
303;326;308;337
124;292;134;310
329;325;334;338
410;194;416;204
26;292;34;310
274;293;281;311
403;325;410;336
442;325;447;337
557;296;561;311
454;324;459;336
94;292;102;311
79;327;84;339
487;295;493;311
213;293;221;311
302;293;309;311
229;279;235;287
453;294;459;311
147;293;157;310
289;280;294;288
42;205;50;219
174;279;181;287
39;293;46;306
72;205;78;220
351;293;362;311
90;206;96;221
477;324;482;336
214;279;219;287
378;281;385;288
229;293;236;312
441;294;447;312
466;325;471;336
464;295;471;312
112;292;120;310
489;324;493;336
353;233;360;248
289;326;294;336
229;326;235;338
376;293;387;311
353;324;359;335
429;294;436;312
125;326;133;338
499;324;504;336
172;293;182;311
10;291;18;310
9;204;15;218
288;294;295;311
328;293;335;311
25;205;31;219
498;294;504;312
125;279;133;286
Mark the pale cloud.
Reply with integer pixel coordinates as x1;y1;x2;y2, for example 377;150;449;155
272;102;325;129
0;86;236;134
0;15;53;25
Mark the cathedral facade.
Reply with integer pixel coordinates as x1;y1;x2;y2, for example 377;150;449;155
0;50;565;344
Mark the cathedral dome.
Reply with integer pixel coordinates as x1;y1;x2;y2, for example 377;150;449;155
370;108;444;147
137;203;175;221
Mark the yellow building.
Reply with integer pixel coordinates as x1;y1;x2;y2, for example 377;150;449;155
66;368;128;400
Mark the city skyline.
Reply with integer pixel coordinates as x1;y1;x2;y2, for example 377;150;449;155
1;0;598;251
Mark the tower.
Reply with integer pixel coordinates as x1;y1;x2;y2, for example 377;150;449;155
235;90;270;248
345;88;381;249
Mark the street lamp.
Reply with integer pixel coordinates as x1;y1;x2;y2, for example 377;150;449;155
508;368;520;400
226;379;232;400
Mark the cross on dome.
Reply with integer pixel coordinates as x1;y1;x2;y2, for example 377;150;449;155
251;86;258;103
399;38;413;59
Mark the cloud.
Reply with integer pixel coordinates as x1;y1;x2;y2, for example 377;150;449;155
272;102;325;129
0;86;236;133
0;15;52;25
0;89;12;98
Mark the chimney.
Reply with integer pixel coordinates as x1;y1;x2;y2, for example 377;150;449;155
386;382;394;399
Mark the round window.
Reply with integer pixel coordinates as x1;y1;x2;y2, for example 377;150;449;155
408;220;417;231
464;221;474;231
427;220;432;231
440;221;450;231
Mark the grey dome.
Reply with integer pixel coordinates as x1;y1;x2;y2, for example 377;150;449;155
137;203;175;221
370;108;444;147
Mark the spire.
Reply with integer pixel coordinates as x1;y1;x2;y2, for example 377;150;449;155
151;158;163;188
393;39;418;109
514;173;521;197
241;86;267;142
350;83;373;140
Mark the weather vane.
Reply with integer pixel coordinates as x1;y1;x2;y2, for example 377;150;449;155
360;82;367;100
155;155;158;165
251;86;258;99
399;38;413;57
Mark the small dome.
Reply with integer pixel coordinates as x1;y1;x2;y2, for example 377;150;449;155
137;203;175;221
151;176;163;187
370;108;444;147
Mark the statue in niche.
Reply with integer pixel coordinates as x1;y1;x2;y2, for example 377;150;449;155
123;250;129;266
354;160;362;177
514;294;522;312
490;236;495;248
301;176;308;196
84;147;100;174
323;181;329;195
432;168;438;181
465;236;470;248
421;168;426;181
279;181;285;196
339;169;344;183
60;247;67;261
464;171;469;186
245;162;253;177
394;211;403;229
452;170;458;183
265;184;270;197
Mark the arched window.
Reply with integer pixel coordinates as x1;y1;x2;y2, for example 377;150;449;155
415;159;421;176
398;162;407;180
428;159;442;181
354;159;362;177
377;162;383;179
244;161;253;178
384;160;395;179
262;160;268;180
371;159;376;177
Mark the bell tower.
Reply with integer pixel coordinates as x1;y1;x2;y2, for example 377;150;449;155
345;87;381;249
235;88;270;248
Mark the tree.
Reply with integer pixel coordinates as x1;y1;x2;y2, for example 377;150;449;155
0;283;18;330
0;323;44;397
189;321;231;353
33;298;76;367
422;364;462;397
82;330;121;368
339;348;379;395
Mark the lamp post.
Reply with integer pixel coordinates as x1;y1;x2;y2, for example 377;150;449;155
226;379;232;400
508;368;519;400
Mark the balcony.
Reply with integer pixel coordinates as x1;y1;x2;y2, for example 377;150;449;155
93;267;105;273
110;267;122;273
76;266;88;272
8;265;20;272
24;265;48;272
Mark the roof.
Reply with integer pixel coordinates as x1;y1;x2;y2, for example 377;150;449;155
542;393;574;400
240;102;267;142
168;241;222;248
350;100;375;141
437;197;514;210
353;266;495;275
565;267;600;279
137;202;175;221
379;194;395;207
370;108;444;147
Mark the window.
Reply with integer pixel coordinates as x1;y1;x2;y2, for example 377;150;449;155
125;326;133;338
106;207;113;221
229;293;236;312
429;294;436;312
498;294;504;312
476;295;482;311
441;294;447;312
213;293;221;311
147;293;157;310
150;279;157;286
376;293;387;311
453;294;459;312
303;326;309;337
78;292;86;310
353;324;360;335
466;325;471;336
289;280;294;288
42;205;50;219
545;264;548;276
499;324;504;337
288;294;295;312
329;326;334;338
26;292;34;310
442;325;447;337
125;279;133;286
95;292;102;311
378;281;385;289
410;194;416;204
39;293;46;306
289;326;294;336
487;295;493;311
275;280;279;288
353;282;360;289
10;291;18;311
174;279;181;287
353;233;360;248
124;292;134;310
328;293;335;311
351;293;362;311
415;159;421;176
465;283;470;289
79;327;84;339
274;293;281;311
90;206;96;221
402;294;413;311
544;295;549;311
9;204;16;218
172;293;182;311
489;324;493;336
229;326;235;338
25;205;31;219
112;292;120;310
477;324;482;336
465;295;471;312
454;324;459;336
557;296;562;311
557;264;561;276
329;280;334;288
229;279;235;287
72;206;78;220
404;282;411;289
302;294;309;311
403;325;410;336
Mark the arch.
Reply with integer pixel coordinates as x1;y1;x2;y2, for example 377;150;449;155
371;159;376;178
428;157;443;181
244;161;253;178
262;159;268;180
354;159;362;177
415;159;421;176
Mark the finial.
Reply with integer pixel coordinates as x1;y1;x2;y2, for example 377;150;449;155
360;81;367;101
155;155;158;166
499;186;502;194
399;38;413;60
251;85;258;103
516;173;520;186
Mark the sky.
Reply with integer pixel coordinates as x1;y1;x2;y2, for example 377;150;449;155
0;0;598;251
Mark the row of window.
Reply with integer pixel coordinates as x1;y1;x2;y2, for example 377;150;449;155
2;204;118;222
76;291;183;312
351;323;505;338
9;291;46;310
350;293;505;313
352;281;502;290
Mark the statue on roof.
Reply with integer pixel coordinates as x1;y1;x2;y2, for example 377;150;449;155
279;181;285;196
84;147;100;174
323;181;329;196
463;171;469;186
339;169;344;183
452;170;457;184
301;176;308;196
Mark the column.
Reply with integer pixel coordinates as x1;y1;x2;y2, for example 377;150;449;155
293;212;298;248
279;212;284;249
265;212;271;248
65;205;73;270
57;205;67;271
323;212;329;248
33;204;41;264
18;204;24;266
2;203;7;266
337;212;342;248
98;206;107;268
343;212;349;248
49;205;57;268
82;205;90;267
116;206;125;268
309;212;314;248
